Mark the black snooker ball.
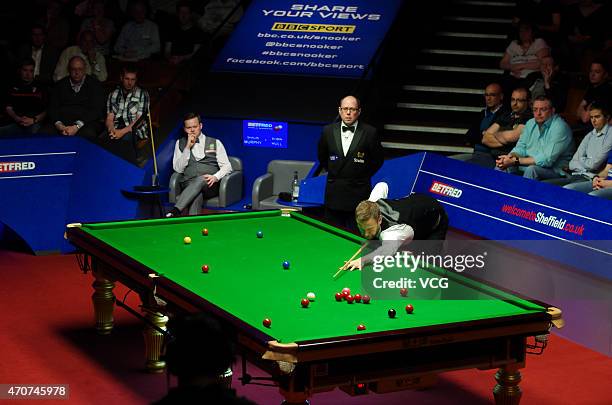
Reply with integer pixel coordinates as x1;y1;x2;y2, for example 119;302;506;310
388;309;397;318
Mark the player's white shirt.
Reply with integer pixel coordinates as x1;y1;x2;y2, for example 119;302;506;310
368;182;415;242
360;182;415;265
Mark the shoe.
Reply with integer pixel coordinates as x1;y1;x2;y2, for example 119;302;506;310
165;207;180;218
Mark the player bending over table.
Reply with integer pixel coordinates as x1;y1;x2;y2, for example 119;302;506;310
340;182;448;271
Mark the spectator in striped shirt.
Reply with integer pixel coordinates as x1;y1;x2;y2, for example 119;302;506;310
102;64;150;146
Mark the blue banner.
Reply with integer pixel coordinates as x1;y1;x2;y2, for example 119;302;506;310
213;0;402;77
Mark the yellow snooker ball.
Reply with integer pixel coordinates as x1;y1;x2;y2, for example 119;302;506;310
183;236;192;244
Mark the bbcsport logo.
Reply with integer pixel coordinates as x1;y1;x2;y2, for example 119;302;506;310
429;181;462;198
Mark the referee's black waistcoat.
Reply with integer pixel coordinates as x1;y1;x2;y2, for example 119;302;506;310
318;121;384;212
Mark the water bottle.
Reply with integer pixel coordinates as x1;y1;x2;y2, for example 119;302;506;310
291;171;300;202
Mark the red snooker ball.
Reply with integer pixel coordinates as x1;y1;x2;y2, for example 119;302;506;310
335;292;343;302
400;288;408;297
301;298;310;308
405;304;414;314
357;324;366;331
263;318;272;327
346;294;354;304
201;265;209;273
354;293;362;303
362;295;371;304
202;228;208;236
341;287;351;296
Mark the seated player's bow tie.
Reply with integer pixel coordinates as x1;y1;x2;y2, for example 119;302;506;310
342;125;355;133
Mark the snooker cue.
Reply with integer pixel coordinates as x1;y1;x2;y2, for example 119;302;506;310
147;109;159;186
333;244;366;278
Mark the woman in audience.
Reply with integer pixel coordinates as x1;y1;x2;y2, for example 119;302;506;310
500;22;550;91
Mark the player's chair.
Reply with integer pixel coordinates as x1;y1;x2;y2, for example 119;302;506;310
251;160;315;210
168;156;243;213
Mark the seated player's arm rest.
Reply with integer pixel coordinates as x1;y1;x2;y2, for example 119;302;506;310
252;173;274;210
218;171;243;207
168;172;184;203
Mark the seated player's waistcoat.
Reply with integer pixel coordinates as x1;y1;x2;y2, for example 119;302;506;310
178;135;219;181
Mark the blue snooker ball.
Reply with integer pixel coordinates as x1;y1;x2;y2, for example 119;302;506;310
282;261;290;269
257;231;263;238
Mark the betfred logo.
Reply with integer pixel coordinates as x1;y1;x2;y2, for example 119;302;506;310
430;181;462;198
0;162;36;173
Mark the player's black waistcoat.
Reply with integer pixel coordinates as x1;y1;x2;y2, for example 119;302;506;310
378;194;444;240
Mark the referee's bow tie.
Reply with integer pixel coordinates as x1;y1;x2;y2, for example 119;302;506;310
342;125;355;133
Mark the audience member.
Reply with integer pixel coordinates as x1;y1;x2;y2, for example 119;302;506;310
528;55;569;112
114;0;161;61
153;313;257;405
54;30;107;82
17;25;60;87
46;56;106;139
513;0;562;50
466;83;506;145
468;88;532;168
0;58;47;137
576;60;612;126
500;22;550;91
563;0;609;69
564;153;612;200
166;113;233;217
0;43;13;86
198;0;244;37
74;0;97;18
164;1;206;65
38;0;71;50
101;64;149;148
496;95;574;180
549;102;612;186
80;0;116;56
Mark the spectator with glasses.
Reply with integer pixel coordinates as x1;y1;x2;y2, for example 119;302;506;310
465;83;507;146
317;95;384;231
495;95;574;180
467;87;533;168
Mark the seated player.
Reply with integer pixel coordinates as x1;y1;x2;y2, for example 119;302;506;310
341;182;448;271
166;112;232;217
153;313;257;405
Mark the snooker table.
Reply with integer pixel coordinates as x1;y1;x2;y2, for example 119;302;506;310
66;210;563;404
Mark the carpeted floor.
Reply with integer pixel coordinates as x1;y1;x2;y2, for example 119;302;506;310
0;250;610;405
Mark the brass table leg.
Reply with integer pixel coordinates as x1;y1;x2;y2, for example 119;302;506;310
91;271;115;335
142;308;168;373
493;364;522;405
